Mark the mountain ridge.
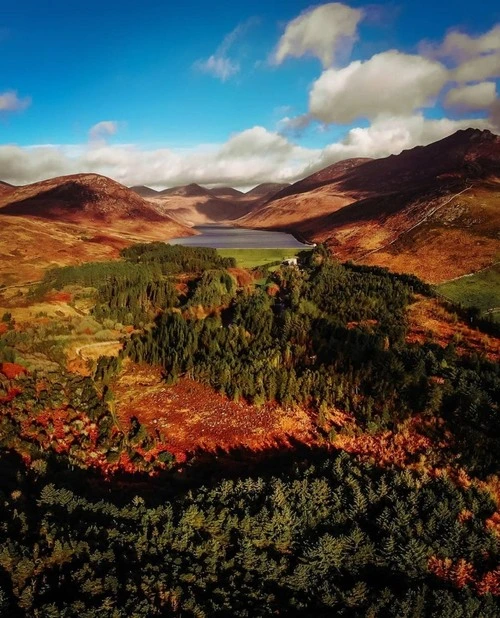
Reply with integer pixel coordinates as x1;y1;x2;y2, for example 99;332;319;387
239;128;500;282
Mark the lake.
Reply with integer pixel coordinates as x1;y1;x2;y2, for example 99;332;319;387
168;225;309;249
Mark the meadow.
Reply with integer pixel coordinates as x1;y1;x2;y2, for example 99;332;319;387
216;247;309;268
437;263;500;318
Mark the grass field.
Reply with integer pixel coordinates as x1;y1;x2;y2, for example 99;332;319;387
436;263;500;318
217;248;310;269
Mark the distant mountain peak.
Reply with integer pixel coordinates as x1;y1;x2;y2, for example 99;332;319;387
159;183;215;198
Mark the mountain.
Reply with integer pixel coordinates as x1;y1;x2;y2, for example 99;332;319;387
158;183;216;198
146;184;263;226
148;194;259;226
0;181;15;195
0;173;189;228
210;187;244;198
0;173;193;284
130;185;160;198
240;129;500;282
245;183;291;199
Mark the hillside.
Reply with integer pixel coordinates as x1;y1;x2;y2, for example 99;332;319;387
129;185;160;197
245;182;291;198
0;181;15;194
210;186;244;198
240;129;500;282
148;194;259;226
0;174;192;284
158;183;216;198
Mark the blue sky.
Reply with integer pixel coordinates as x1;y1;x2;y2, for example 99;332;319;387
1;1;499;188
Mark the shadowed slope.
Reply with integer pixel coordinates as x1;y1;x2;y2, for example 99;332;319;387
130;185;160;197
0;174;193;284
239;129;500;282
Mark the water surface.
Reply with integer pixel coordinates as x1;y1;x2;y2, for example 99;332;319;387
168;225;308;249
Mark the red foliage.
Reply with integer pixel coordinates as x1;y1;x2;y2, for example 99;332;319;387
46;291;72;303
0;323;8;335
0;362;27;380
476;567;500;596
486;512;500;537
0;387;23;403
428;556;475;589
457;509;474;524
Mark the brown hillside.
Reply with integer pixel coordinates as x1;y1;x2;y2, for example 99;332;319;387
1;174;167;222
240;129;500;282
210;187;244;198
0;173;191;236
158;183;215;198
245;182;291;198
147;194;260;226
0;181;15;195
130;185;160;197
0;174;193;284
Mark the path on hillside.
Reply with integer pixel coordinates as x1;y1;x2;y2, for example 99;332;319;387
357;185;473;261
0;280;39;292
439;260;499;284
75;340;122;360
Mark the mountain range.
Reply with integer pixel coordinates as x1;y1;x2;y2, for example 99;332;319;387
240;128;500;282
0;128;498;284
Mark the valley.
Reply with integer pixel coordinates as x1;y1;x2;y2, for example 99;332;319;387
3;1;500;613
1;130;499;616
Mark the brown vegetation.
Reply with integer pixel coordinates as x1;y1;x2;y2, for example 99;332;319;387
113;363;316;461
239;129;500;282
0;173;194;285
406;296;499;362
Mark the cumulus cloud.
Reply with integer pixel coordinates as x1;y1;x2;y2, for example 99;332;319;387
444;82;497;111
194;19;257;81
0;90;31;113
308;51;449;124
433;24;500;61
273;2;363;68
453;52;500;82
1;115;493;190
277;114;312;136
0;126;319;188
88;121;119;143
303;114;493;174
423;24;500;83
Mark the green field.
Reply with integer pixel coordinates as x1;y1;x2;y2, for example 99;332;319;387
437;263;500;318
217;247;310;269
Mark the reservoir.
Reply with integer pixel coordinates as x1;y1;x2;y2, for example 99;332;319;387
168;225;309;249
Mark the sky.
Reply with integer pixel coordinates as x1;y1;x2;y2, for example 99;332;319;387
1;0;499;189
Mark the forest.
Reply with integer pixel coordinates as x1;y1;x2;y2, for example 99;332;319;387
127;249;499;476
0;244;499;616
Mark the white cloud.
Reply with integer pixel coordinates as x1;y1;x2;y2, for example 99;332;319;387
194;19;257;81
0;90;31;112
309;51;449;124
304;114;493;173
422;24;500;83
453;52;500;82
444;82;497;111
89;120;119;143
273;2;363;68
0;126;318;188
194;55;239;81
0;116;493;190
434;25;500;61
277;114;312;136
